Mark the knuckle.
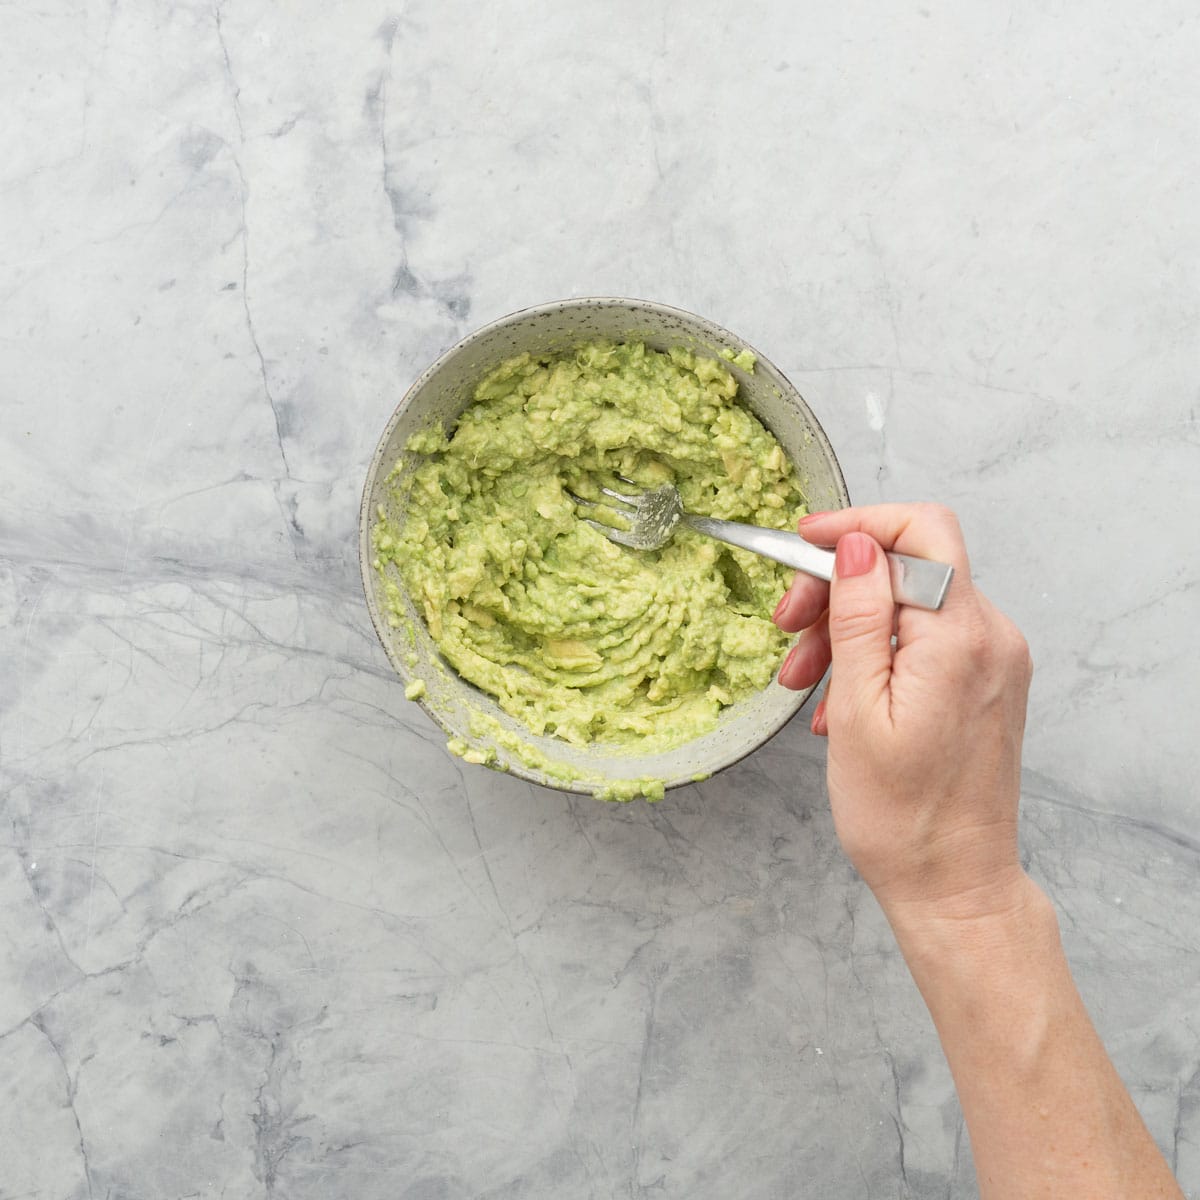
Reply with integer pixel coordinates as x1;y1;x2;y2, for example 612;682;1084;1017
1003;623;1034;681
955;613;1034;689
990;611;1028;655
939;615;993;680
828;604;884;643
915;501;961;533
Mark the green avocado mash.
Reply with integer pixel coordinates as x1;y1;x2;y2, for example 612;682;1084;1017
372;340;807;758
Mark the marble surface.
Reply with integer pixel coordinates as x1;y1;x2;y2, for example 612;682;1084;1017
2;0;1198;1195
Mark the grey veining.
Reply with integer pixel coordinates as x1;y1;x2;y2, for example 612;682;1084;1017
2;1;1198;1196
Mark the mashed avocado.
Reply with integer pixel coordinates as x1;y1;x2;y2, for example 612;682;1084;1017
372;341;806;759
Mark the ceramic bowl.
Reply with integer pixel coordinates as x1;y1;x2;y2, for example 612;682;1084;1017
359;297;849;799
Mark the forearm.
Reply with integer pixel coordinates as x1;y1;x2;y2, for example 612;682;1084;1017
887;875;1181;1199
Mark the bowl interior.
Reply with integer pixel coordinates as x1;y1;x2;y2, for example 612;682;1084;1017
359;298;849;796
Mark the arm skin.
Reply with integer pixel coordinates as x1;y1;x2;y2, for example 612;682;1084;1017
773;504;1181;1199
892;880;1181;1198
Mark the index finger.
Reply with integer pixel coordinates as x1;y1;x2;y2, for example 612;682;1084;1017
799;504;978;631
798;503;972;577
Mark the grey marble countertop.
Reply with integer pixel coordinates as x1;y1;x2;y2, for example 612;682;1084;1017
3;2;1198;1196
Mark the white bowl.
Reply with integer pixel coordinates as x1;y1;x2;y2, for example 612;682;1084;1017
359;298;849;799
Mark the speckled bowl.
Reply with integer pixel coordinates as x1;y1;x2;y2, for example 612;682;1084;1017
359;298;849;799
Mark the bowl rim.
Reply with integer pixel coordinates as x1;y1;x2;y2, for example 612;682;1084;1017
358;295;850;797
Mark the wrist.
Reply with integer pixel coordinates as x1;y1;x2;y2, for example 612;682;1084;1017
885;872;1073;1090
881;870;1059;974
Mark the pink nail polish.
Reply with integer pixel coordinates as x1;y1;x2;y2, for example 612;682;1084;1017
798;512;826;527
835;532;876;578
772;593;788;623
777;644;799;682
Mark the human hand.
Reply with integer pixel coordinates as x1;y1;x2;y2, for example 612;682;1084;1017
773;505;1034;922
773;506;1184;1198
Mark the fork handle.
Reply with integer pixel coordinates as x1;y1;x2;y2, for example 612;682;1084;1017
683;517;954;612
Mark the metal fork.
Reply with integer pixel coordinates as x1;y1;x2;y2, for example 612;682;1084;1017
574;482;954;611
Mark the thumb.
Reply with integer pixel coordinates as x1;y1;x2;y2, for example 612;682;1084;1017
827;532;895;715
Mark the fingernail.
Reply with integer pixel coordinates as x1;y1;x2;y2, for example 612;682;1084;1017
835;532;876;578
772;592;788;623
798;512;827;527
777;643;800;683
812;700;828;736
